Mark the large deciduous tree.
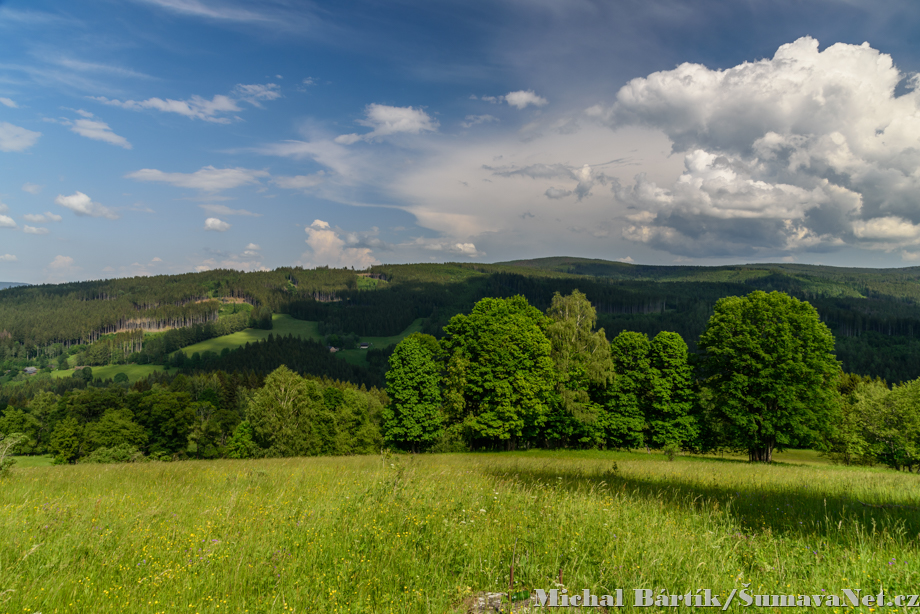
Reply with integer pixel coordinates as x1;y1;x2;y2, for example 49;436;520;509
383;334;443;452
543;291;612;448
440;296;555;449
698;291;839;463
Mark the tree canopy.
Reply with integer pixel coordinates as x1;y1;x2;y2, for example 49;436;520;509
698;290;840;462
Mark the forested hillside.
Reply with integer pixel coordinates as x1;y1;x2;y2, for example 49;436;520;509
3;258;920;382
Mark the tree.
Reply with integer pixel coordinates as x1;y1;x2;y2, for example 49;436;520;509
543;291;612;447
697;291;840;463
606;331;649;449
857;379;920;471
49;417;83;463
646;332;697;448
84;408;148;453
383;334;443;452
440;296;556;449
246;366;324;456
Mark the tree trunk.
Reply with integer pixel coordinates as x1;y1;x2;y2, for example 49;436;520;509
748;442;774;463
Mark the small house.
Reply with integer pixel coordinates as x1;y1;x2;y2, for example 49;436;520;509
359;343;370;350
23;367;38;375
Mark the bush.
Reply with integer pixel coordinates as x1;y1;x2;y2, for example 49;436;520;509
662;442;680;461
79;444;146;464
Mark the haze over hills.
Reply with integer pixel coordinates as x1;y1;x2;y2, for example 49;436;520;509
0;282;29;291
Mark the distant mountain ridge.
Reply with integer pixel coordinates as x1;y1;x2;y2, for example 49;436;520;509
0;282;29;291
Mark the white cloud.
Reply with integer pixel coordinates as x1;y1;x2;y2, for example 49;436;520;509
271;172;325;190
204;217;231;232
233;83;281;106
335;104;438;144
461;114;499;129
0;97;18;108
47;255;74;269
246;243;260;250
504;90;548;109
0;254;17;262
55;191;119;219
0;121;41;152
127;166;268;192
94;94;241;124
199;204;262;216
591;37;920;258
22;183;42;194
67;118;132;149
23;225;49;235
23;212;62;223
302;219;379;268
151;256;162;262
0;215;16;228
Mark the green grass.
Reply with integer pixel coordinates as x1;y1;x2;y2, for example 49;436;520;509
174;314;321;357
50;364;175;383
8;455;54;468
336;318;425;366
1;451;917;613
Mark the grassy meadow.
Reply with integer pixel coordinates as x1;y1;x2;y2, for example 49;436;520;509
174;315;322;357
51;364;175;383
1;451;918;613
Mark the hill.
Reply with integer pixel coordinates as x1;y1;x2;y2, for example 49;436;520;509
2;258;920;382
0;282;28;291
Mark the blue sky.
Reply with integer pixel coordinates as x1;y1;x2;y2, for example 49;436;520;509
3;0;920;283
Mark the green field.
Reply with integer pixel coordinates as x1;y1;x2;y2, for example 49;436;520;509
50;364;175;383
174;314;321;357
1;451;917;613
335;318;425;366
8;455;54;468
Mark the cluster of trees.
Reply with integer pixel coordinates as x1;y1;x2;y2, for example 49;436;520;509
824;374;920;471
0;368;384;464
384;290;855;465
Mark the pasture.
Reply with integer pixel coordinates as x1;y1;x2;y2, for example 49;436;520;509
174;314;322;357
51;364;175;383
1;451;917;613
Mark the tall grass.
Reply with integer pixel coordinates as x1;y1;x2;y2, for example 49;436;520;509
1;451;917;613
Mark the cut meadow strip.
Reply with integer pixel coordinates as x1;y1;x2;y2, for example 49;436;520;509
1;451;918;613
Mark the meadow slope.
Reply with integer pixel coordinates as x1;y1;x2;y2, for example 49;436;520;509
1;451;918;613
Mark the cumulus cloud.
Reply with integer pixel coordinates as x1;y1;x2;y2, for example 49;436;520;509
44;255;80;281
302;219;380;268
55;191;119;219
504;90;548;109
0;254;17;262
593;37;920;258
127;166;268;192
22;183;42;194
66;117;132;149
335;104;438;144
0;97;18;108
199;204;262;217
23;212;63;223
23;225;49;235
204;217;231;232
0;121;41;152
0;215;16;228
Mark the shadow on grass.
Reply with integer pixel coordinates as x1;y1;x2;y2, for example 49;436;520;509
485;457;920;542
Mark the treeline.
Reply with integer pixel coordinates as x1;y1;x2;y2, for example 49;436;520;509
0;368;385;464
167;334;385;389
382;291;919;470
6;259;920;383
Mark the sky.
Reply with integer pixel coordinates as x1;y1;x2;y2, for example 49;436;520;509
3;0;920;283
